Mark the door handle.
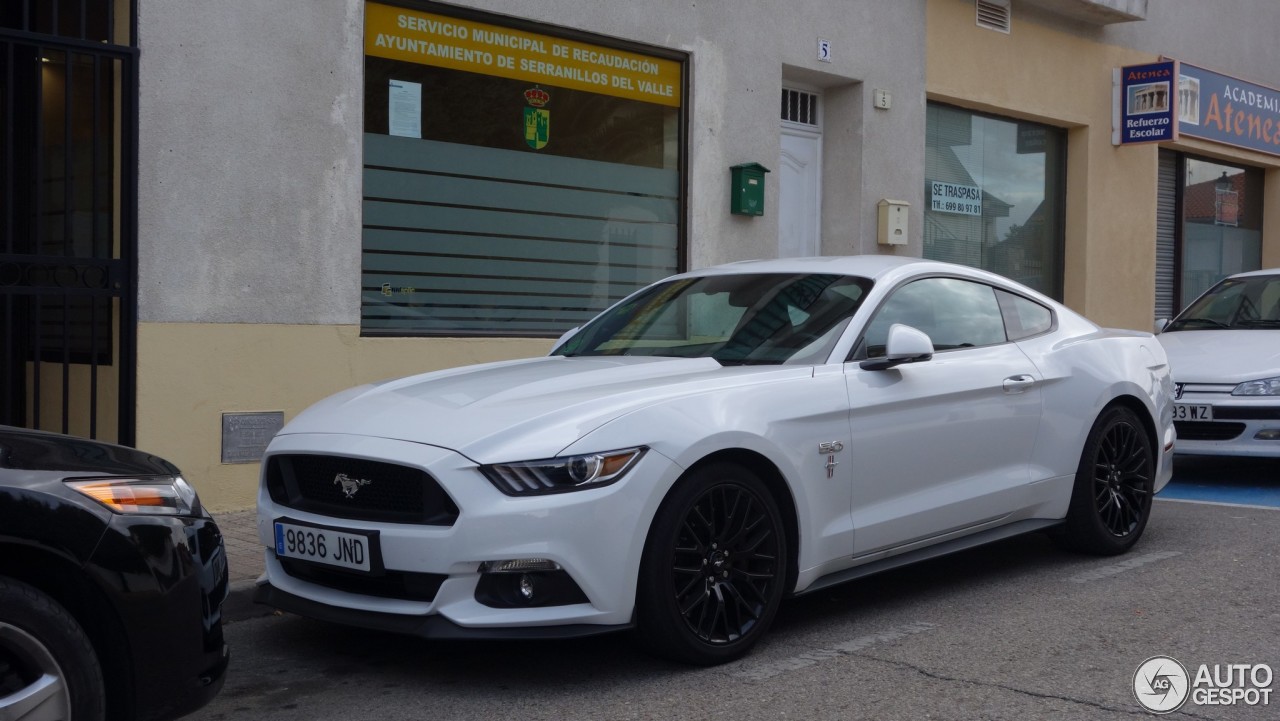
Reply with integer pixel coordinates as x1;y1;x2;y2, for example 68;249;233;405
1002;374;1036;393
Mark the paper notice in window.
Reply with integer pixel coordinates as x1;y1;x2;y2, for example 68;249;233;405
389;80;422;138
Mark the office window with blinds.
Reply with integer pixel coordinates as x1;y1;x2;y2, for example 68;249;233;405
360;2;685;336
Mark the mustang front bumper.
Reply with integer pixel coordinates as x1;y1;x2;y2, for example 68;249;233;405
255;433;681;636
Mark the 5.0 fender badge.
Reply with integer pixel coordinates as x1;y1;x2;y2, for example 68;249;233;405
818;442;844;478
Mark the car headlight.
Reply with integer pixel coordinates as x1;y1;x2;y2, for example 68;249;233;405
480;447;645;496
1232;376;1280;396
66;475;201;515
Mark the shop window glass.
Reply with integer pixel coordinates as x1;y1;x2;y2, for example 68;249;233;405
360;2;684;336
1179;158;1263;307
924;103;1066;299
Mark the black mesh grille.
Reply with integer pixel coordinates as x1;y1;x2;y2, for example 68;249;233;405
266;455;458;525
1214;407;1280;420
1174;421;1246;441
279;558;445;602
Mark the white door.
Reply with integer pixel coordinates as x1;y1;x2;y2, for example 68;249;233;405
779;87;822;258
779;130;821;258
844;277;1044;557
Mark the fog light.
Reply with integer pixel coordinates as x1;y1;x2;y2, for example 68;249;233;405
475;567;589;609
1254;429;1280;441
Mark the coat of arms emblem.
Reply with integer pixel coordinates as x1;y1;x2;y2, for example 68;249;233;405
523;87;550;150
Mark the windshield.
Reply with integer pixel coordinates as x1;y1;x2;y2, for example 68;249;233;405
554;273;873;365
1166;274;1280;331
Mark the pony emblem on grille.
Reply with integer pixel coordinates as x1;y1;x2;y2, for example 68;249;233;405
333;473;372;499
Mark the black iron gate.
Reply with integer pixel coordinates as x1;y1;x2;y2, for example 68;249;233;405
0;2;137;444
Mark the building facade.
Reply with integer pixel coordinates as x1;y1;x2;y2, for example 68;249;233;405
1;0;1277;510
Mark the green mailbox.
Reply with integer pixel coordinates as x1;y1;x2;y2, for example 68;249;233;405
730;162;770;216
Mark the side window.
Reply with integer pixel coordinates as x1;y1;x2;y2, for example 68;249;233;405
863;277;1007;356
995;289;1054;340
1260;279;1280;320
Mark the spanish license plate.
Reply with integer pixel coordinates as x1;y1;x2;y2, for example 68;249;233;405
274;520;374;572
1173;403;1213;421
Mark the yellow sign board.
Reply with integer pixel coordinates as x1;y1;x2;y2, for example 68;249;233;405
366;2;682;107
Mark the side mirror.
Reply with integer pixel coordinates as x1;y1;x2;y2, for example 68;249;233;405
859;324;935;370
1154;318;1168;333
550;326;580;354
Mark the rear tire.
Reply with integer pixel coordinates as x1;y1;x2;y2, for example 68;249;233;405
635;462;788;665
1055;406;1155;555
0;577;106;721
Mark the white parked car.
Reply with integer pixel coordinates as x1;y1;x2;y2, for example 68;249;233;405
255;256;1175;664
1156;268;1280;457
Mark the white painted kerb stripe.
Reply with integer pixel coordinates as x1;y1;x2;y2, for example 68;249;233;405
729;622;937;681
1068;550;1183;584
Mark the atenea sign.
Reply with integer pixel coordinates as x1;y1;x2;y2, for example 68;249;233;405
1178;62;1280;157
1113;60;1179;145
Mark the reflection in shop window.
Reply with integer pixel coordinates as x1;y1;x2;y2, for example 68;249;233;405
923;103;1066;300
1180;158;1263;307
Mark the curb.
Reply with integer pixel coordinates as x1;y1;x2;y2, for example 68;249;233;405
223;579;277;623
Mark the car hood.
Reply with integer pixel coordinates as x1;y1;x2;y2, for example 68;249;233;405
0;426;180;479
1157;329;1280;383
278;356;810;462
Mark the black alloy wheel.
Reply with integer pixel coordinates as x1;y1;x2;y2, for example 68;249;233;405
1056;406;1155;555
1092;414;1153;537
636;462;788;665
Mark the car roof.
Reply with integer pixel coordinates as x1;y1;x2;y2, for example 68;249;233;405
1227;268;1280;280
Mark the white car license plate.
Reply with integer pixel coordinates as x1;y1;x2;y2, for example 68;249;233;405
274;520;374;572
1173;403;1213;421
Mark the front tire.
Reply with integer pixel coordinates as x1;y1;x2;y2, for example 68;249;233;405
1056;406;1155;555
635;462;788;665
0;577;106;721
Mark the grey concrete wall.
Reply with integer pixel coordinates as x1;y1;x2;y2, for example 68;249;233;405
137;0;365;325
1026;0;1280;89
136;0;927;325
1111;0;1280;87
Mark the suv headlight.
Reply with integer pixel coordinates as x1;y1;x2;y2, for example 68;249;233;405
480;447;645;496
66;475;201;515
1232;376;1280;396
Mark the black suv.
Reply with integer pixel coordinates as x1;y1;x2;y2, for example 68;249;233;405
0;426;229;721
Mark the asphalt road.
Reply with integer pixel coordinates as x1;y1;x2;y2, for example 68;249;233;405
192;461;1279;721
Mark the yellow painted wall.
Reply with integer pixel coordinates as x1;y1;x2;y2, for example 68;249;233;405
136;323;552;511
926;0;1279;329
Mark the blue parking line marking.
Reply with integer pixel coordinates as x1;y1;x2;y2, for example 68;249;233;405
1158;480;1280;508
1160;457;1280;509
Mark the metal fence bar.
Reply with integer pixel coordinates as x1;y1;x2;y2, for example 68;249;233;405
1;6;137;443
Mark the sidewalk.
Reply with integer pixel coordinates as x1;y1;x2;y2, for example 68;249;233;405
213;509;272;622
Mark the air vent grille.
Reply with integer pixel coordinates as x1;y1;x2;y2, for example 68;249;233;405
976;0;1011;33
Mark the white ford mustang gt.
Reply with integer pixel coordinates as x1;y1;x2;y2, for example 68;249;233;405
1156;268;1280;457
255;255;1175;664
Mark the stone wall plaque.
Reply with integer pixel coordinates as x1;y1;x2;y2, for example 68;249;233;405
221;412;284;464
